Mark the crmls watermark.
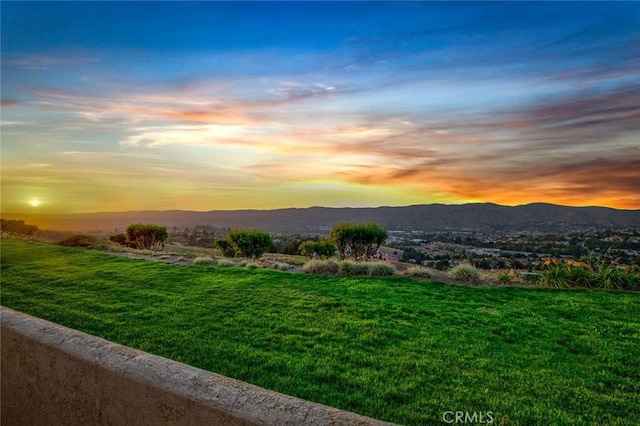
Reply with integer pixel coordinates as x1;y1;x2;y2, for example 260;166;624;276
442;411;494;424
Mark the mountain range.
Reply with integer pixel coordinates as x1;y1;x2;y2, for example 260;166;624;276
6;203;640;234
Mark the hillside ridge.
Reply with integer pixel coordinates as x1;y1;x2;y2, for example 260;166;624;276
3;202;639;234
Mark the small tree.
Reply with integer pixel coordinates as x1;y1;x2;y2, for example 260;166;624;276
125;223;168;251
329;222;388;260
316;239;337;259
299;241;317;258
215;239;237;258
299;239;337;259
109;233;129;246
329;223;356;260
226;229;273;259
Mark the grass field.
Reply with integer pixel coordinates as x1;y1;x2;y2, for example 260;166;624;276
1;238;639;425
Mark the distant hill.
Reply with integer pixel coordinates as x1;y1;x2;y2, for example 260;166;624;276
4;203;639;234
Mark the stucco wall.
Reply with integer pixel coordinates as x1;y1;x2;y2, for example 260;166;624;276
1;307;394;425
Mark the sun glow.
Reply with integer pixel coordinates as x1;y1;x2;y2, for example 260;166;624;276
29;199;41;207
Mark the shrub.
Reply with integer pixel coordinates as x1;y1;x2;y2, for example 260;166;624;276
193;256;217;266
246;262;260;269
126;224;168;251
215;239;237;258
58;235;116;250
539;265;570;288
217;259;235;267
448;264;481;284
627;271;640;291
285;257;307;266
1;219;38;236
225;229;273;259
302;260;339;275
274;262;291;271
404;266;433;279
626;269;640;291
339;261;370;276
595;266;627;290
58;234;98;248
368;262;396;276
299;241;316;258
329;222;387;260
299;239;337;259
536;262;639;290
109;233;129;246
496;270;515;285
566;266;594;287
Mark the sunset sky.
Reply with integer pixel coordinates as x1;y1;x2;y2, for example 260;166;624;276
2;1;639;214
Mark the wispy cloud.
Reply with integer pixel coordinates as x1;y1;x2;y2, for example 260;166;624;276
2;2;639;212
119;124;256;148
1;99;18;107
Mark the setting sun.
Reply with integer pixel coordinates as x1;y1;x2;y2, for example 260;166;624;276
28;199;41;208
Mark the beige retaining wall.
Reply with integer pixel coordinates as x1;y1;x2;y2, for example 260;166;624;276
1;307;395;425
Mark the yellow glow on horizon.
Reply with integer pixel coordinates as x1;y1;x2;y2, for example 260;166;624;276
1;154;637;214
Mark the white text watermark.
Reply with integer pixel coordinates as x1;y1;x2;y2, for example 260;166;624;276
442;411;494;424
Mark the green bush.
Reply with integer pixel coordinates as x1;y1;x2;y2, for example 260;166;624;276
329;222;388;260
285;257;307;266
58;235;117;250
403;266;433;279
567;266;594;287
368;262;396;276
496;270;515;285
1;219;38;236
339;261;370;276
109;233;129;246
126;223;168;251
536;263;640;291
448;264;481;284
274;262;291;271
215;239;237;258
299;239;337;259
58;234;98;248
227;229;273;259
539;265;570;288
193;256;217;266
217;259;235;267
627;270;640;291
302;260;339;275
595;266;627;290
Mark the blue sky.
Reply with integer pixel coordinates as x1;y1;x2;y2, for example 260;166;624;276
2;1;639;213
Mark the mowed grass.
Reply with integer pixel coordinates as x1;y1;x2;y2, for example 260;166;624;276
1;238;639;425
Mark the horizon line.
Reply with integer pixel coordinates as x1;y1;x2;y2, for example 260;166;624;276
2;201;636;217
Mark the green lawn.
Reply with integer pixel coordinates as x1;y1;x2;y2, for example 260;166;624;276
1;238;639;425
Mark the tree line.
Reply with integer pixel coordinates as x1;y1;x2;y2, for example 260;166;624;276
108;222;388;260
1;219;38;236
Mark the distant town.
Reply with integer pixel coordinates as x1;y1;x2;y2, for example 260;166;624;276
151;223;640;272
383;228;640;271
